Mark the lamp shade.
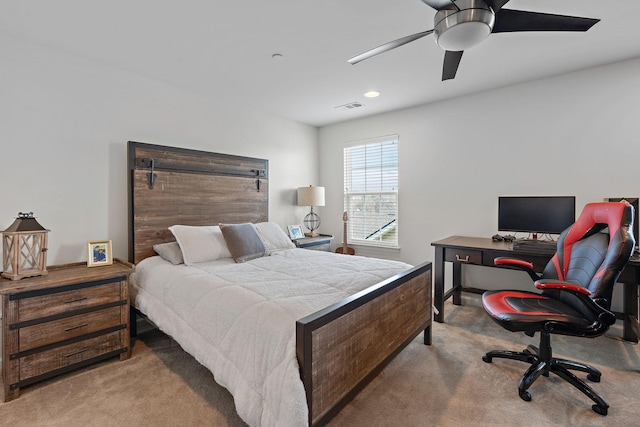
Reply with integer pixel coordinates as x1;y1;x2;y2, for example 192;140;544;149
297;186;325;207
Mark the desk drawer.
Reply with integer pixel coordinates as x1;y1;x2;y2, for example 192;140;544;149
619;265;637;284
444;248;481;264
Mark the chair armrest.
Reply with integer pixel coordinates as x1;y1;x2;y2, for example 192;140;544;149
534;280;616;326
494;257;540;281
534;279;591;296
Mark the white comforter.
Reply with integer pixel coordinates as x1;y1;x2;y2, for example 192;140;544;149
131;248;412;427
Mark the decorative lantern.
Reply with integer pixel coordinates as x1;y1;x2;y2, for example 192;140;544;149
2;212;49;280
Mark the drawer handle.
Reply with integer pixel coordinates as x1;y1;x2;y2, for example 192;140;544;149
65;348;88;358
65;297;88;304
455;254;470;262
65;323;88;332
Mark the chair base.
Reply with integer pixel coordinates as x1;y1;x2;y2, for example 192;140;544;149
482;332;609;415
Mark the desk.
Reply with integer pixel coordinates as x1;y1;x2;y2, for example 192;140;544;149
432;236;640;342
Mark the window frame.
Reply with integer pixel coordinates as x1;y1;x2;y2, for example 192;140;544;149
343;134;399;249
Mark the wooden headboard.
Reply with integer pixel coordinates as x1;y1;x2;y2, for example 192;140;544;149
128;141;269;264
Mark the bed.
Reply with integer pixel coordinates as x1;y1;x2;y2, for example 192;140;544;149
127;141;432;426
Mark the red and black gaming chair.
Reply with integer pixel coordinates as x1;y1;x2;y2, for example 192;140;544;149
482;201;635;416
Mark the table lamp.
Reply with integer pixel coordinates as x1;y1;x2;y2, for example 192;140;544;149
297;186;325;237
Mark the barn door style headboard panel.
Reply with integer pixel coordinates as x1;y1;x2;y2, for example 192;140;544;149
128;141;269;264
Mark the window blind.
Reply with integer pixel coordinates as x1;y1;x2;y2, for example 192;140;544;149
343;135;398;247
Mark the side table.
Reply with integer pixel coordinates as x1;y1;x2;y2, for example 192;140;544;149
1;259;133;401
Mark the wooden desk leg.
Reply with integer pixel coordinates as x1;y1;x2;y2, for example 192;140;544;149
434;246;444;323
452;262;462;306
623;282;639;343
423;325;432;345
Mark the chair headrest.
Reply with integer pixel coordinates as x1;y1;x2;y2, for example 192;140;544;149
564;201;634;246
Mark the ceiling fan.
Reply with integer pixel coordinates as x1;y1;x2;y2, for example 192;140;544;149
348;0;600;80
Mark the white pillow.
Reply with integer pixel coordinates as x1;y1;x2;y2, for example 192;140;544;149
168;225;232;265
253;222;296;254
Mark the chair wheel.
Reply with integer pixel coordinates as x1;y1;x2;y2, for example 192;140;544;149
587;373;601;382
519;390;531;402
482;355;492;363
592;405;608;416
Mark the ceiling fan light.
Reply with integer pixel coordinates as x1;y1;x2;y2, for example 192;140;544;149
434;0;495;51
437;21;491;51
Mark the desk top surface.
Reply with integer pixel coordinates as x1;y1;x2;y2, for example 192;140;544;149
432;235;640;265
432;236;512;250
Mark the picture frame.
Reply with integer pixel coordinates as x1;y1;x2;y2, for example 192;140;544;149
287;225;305;239
87;240;113;267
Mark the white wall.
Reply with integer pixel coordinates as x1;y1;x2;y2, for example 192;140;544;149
0;34;318;265
319;57;640;308
2;30;638;311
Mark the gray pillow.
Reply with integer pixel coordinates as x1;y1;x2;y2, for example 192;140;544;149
220;223;267;263
153;242;184;265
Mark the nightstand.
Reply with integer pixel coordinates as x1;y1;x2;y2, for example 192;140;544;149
293;234;334;252
1;259;133;401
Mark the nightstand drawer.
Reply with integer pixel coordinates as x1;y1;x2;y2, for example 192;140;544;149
18;282;122;322
19;331;123;381
18;306;123;351
293;235;334;252
444;248;481;264
305;242;331;251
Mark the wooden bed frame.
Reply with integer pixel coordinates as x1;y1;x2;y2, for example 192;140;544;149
127;141;432;426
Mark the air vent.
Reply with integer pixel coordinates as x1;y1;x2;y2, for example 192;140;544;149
335;101;363;111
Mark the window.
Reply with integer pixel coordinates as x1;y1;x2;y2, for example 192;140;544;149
343;135;398;247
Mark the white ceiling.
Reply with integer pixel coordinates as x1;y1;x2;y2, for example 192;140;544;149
2;0;640;127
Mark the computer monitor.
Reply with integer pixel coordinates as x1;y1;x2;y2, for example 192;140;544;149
498;196;576;236
606;197;639;251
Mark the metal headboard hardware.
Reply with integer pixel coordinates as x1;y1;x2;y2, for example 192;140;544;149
253;169;267;192
135;157;266;191
135;158;159;190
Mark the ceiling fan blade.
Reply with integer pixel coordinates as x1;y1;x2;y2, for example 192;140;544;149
348;30;434;65
420;0;457;11
484;0;511;13
492;9;600;33
442;50;463;81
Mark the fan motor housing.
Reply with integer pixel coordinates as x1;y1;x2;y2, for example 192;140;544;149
434;0;495;51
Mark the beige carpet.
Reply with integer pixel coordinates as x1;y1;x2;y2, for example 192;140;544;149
1;295;639;426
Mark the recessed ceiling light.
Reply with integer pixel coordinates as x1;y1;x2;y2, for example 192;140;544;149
364;91;380;98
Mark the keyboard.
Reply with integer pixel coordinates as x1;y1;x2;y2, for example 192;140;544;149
512;239;557;254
